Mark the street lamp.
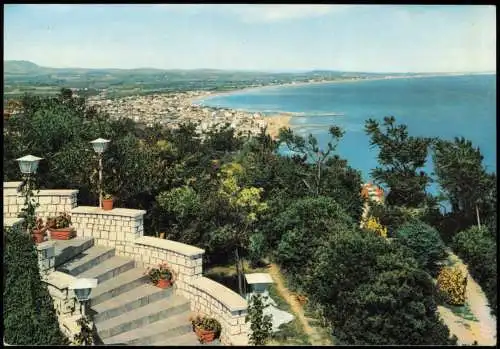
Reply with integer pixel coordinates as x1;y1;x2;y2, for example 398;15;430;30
70;278;98;318
16;155;43;234
16;154;43;175
90;138;110;209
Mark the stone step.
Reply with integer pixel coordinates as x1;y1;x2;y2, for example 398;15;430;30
57;245;116;276
150;331;200;346
93;284;174;323
96;295;190;340
53;237;94;267
103;311;193;345
90;268;149;306
75;255;135;284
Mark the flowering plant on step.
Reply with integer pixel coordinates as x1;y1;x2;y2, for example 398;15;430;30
145;262;175;288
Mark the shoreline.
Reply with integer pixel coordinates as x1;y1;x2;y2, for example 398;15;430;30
189;72;486;137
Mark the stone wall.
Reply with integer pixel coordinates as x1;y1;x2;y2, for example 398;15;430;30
70;206;145;252
70;206;249;345
3;181;78;219
181;277;250;345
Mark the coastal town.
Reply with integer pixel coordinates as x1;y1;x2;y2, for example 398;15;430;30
87;90;292;139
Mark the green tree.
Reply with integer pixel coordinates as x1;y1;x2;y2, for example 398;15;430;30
306;230;456;345
3;226;69;345
246;294;273;345
365;116;433;207
395;220;447;276
272;196;355;290
433;137;495;229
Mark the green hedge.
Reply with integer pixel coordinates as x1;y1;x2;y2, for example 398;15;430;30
3;226;69;345
452;226;497;315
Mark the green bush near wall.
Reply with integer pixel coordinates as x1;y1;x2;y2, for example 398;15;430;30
3;226;69;345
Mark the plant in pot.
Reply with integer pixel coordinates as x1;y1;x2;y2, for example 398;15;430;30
145;262;175;289
102;193;114;211
190;314;222;344
32;217;47;244
47;212;75;240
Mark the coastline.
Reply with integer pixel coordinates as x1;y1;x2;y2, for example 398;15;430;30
189;72;485;138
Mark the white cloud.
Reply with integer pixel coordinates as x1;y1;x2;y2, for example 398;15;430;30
228;4;351;23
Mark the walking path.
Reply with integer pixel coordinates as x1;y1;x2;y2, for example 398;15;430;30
437;251;496;346
267;263;332;346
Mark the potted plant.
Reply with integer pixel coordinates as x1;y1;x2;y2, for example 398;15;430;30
32;217;47;244
190;314;221;344
102;193;114;211
47;212;75;240
145;262;175;289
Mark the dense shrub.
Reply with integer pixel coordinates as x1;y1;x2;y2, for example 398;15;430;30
3;226;69;345
395;220;447;276
306;231;456;345
272;196;356;290
452;226;497;315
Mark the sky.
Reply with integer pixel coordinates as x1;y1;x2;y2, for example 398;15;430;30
3;4;496;73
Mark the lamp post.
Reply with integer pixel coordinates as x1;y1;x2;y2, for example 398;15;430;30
70;278;98;318
90;138;110;209
70;278;98;346
16;155;43;233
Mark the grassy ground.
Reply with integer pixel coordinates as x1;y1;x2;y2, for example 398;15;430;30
444;302;479;322
204;260;311;346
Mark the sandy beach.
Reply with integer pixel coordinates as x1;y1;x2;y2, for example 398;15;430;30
262;114;293;139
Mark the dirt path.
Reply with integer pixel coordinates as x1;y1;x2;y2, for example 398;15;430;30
437;251;496;346
267;263;332;346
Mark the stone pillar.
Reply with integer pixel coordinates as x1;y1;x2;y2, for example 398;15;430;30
36;241;56;277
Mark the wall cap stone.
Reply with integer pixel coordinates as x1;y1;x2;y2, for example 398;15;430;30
134;236;205;257
3;217;24;227
45;271;77;290
3;181;23;190
71;206;146;218
36;189;79;196
190;276;248;312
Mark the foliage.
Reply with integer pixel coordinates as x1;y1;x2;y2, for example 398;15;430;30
452;226;497;315
18;176;40;233
47;212;72;229
103;193;113;200
432;137;493;223
394;220;447;276
365;116;433;207
305;230;456;345
190;314;222;333
145;262;175;285
72;316;95;345
246;294;273;346
363;216;388;238
437;266;467;306
272;196;356;290
3;226;69;345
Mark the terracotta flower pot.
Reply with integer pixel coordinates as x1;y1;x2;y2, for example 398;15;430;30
49;227;75;240
194;326;216;344
102;199;114;211
156;279;172;289
32;230;45;244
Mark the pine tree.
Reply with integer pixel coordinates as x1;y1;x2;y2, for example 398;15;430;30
3;226;68;345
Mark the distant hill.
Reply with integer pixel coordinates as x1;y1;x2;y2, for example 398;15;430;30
4;60;53;74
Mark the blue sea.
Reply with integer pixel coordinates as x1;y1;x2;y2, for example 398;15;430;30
196;74;496;203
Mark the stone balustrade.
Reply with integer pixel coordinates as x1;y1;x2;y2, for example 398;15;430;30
3;181;78;219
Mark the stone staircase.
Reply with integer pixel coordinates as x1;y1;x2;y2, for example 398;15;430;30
54;237;209;346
